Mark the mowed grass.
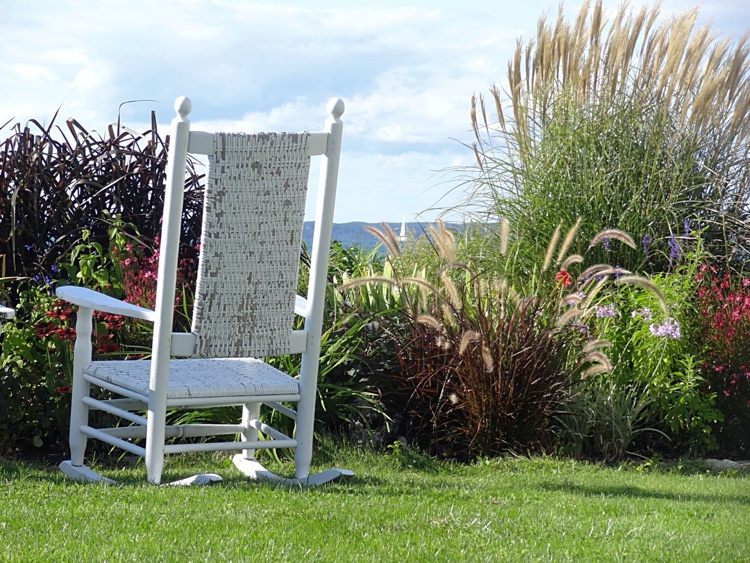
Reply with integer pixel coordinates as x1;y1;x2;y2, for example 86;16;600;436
1;444;748;562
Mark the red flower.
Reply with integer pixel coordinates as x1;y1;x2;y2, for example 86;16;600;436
55;386;72;394
34;321;57;338
54;327;77;340
555;270;572;287
96;342;120;354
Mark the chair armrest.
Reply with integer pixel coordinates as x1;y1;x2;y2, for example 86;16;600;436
295;295;308;317
56;286;156;322
0;305;14;320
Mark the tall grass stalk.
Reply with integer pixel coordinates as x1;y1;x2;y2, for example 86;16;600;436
461;0;750;273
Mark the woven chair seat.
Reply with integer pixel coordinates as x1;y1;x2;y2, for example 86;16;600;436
85;358;299;399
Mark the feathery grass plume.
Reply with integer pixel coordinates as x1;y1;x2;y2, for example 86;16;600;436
542;224;562;272
417;314;442;331
579;350;613;373
433;219;456;261
588;229;636;250
500;217;509;256
470;94;479;140
440;272;461;311
556;218;582;265
616;275;668;315
580;277;609;310
556;307;581;329
364;224;401;257
582;339;612;353
337;275;398;292
582;363;612;378
578;263;614;283
441;302;456;324
594;266;632;277
435;335;451;350
481;345;494;373
459;330;481;355
472;142;483;170
490;85;505;130
560;292;583;308
402;276;440;296
561;254;584;270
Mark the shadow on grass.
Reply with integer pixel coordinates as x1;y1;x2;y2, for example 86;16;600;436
539;481;750;506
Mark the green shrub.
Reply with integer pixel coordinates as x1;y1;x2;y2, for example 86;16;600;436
554;232;722;457
0;111;203;298
569;279;719;456
344;220;667;460
464;1;750;274
0;283;72;455
557;380;666;462
0;224;154;455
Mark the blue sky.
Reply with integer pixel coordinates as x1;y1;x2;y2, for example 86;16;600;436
1;0;748;222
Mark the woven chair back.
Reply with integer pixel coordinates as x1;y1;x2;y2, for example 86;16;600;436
191;132;310;358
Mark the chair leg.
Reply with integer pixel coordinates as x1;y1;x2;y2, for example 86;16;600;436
145;390;168;484
68;393;89;466
68;308;94;467
240;402;261;460
294;361;318;480
68;374;90;466
59;308;116;484
293;403;314;481
145;415;166;485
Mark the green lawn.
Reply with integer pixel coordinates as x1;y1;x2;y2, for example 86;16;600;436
1;445;748;562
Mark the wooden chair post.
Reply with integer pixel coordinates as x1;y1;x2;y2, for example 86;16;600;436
145;97;191;484
294;99;345;479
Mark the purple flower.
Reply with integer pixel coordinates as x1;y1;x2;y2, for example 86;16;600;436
649;317;681;339
602;237;611;252
571;322;588;335
683;218;690;237
594;303;617;318
668;235;680;261
642;233;650;260
631;307;653;322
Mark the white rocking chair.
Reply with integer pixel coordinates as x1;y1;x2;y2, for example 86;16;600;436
57;96;352;485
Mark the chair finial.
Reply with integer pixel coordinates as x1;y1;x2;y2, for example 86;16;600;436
174;96;192;118
327;98;345;120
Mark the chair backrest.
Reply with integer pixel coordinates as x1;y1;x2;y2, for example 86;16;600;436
191;132;311;358
153;96;343;363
